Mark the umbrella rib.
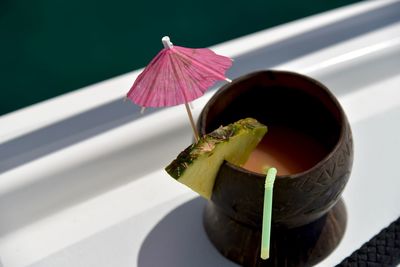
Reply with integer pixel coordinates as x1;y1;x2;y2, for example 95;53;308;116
169;53;200;141
170;53;190;102
171;50;209;98
174;48;231;81
127;50;164;100
140;51;167;107
180;59;219;97
176;53;202;102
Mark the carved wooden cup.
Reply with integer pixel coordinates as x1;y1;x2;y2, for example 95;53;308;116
197;70;353;267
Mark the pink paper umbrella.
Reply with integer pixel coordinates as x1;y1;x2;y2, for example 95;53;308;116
126;36;233;141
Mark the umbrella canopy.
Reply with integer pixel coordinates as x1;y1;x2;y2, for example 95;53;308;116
126;36;232;108
125;36;232;141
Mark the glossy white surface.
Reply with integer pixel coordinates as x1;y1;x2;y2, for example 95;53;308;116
1;1;400;266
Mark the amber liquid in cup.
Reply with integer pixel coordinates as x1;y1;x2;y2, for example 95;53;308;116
243;125;328;175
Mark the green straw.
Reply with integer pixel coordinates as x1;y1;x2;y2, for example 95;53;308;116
261;167;277;260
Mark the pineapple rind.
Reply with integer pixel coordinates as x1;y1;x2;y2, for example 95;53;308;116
165;118;267;199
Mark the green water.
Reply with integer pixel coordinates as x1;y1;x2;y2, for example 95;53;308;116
0;0;361;115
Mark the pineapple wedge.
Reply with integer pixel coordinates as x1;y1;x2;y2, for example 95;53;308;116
165;118;267;199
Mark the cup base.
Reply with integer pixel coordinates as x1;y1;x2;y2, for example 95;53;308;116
203;198;347;267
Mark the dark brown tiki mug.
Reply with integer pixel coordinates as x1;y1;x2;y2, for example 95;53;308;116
197;70;353;267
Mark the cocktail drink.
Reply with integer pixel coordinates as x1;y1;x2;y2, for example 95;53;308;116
243;125;329;175
125;37;350;266
196;70;353;266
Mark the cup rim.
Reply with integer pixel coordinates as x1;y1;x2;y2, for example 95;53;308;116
199;70;348;180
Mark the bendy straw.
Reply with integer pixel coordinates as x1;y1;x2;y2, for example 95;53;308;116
261;167;277;260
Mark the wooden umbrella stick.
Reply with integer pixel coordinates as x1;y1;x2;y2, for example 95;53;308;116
185;102;200;142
